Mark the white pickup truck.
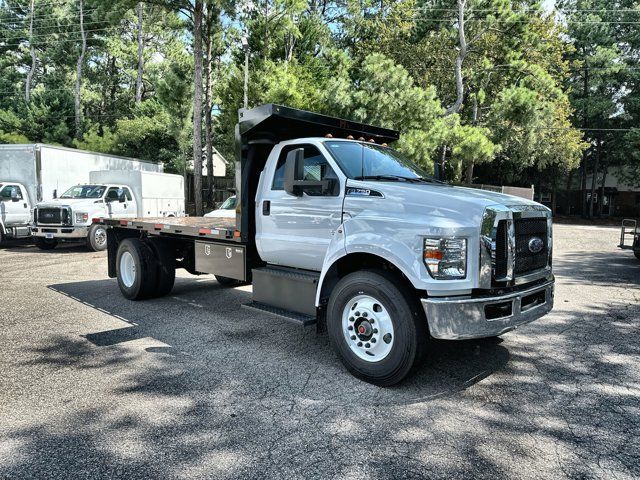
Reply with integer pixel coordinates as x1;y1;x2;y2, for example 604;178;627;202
103;104;554;386
32;170;184;251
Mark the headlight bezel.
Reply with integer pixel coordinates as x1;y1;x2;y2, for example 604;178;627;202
74;212;89;224
423;236;468;280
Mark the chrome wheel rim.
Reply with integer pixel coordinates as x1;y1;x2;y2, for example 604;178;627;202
342;294;394;362
119;251;136;288
94;227;107;247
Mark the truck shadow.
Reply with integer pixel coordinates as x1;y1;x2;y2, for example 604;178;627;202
554;250;639;286
45;277;509;406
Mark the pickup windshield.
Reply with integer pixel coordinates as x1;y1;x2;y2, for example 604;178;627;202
60;185;107;199
324;141;437;183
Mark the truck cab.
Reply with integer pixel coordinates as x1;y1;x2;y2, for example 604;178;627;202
0;182;32;244
104;104;554;386
32;183;137;251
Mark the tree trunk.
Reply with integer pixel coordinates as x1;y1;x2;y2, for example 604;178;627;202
588;140;601;219
204;9;214;208
135;2;144;104
445;0;467;116
25;0;36;103
580;152;588;217
465;93;478;184
564;169;574;215
192;0;204;216
597;162;608;217
75;0;87;139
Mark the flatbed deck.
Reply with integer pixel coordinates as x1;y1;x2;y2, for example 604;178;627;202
104;216;241;242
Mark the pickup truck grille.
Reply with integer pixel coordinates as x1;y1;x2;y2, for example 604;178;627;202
494;217;549;280
36;207;70;226
514;218;548;274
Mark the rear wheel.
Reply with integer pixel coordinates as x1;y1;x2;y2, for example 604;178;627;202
327;270;427;387
87;224;108;252
35;237;57;250
116;238;157;300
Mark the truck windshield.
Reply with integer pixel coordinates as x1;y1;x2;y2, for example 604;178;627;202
324;141;438;183
60;185;107;199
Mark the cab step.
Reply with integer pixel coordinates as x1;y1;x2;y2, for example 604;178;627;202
242;301;317;327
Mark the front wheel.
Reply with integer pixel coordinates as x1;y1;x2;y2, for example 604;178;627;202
327;270;427;387
35;237;57;250
87;224;108;252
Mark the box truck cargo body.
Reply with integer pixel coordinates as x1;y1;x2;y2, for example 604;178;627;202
0;144;162;243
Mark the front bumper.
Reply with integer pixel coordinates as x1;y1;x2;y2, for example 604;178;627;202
31;226;89;240
422;279;554;340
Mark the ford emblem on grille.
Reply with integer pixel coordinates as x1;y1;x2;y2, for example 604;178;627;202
44;213;53;218
528;236;544;254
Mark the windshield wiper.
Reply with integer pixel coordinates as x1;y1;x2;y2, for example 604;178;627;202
353;175;410;182
354;175;444;184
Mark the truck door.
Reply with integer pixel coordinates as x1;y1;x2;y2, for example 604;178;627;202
105;186;135;218
0;184;30;226
256;144;343;271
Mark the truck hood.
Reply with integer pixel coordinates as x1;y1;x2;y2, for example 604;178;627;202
36;198;101;210
345;180;547;228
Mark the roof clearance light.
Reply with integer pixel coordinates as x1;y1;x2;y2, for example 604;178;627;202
325;133;333;138
358;137;365;141
347;135;354;140
368;138;375;143
381;143;388;147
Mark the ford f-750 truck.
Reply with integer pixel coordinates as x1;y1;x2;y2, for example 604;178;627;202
104;104;554;386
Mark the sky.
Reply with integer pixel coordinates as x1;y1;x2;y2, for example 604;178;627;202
543;0;556;11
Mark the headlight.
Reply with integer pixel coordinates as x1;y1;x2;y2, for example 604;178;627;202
423;237;467;280
74;212;89;224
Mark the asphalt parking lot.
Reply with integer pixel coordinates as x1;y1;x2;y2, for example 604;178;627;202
0;224;638;479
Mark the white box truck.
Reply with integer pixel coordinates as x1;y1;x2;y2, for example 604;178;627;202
32;170;184;251
103;104;555;386
0;144;162;246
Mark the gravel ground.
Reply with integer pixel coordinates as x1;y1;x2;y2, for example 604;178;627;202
0;224;638;479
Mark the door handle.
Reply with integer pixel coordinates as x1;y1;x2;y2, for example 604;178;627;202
262;200;271;216
24;203;27;208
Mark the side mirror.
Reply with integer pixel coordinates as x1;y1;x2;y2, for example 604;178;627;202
283;148;328;196
284;148;305;196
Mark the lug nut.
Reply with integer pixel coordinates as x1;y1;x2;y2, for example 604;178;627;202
357;342;363;347
355;311;360;317
371;338;376;343
348;325;353;331
349;316;354;322
351;335;356;340
373;328;378;334
362;312;368;317
369;319;374;324
365;343;370;348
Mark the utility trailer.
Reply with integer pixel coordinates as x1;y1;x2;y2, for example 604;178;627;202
618;219;640;261
105;103;555;386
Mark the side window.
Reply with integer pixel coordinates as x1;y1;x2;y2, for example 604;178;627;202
272;145;339;196
0;185;22;200
121;187;133;201
105;187;120;202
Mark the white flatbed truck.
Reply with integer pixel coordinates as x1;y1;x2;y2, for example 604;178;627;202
104;104;555;386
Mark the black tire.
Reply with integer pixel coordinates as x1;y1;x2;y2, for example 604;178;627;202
87;223;108;252
115;238;158;300
148;238;176;297
0;228;4;247
327;269;427;387
35;237;58;250
634;250;640;261
215;275;243;287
